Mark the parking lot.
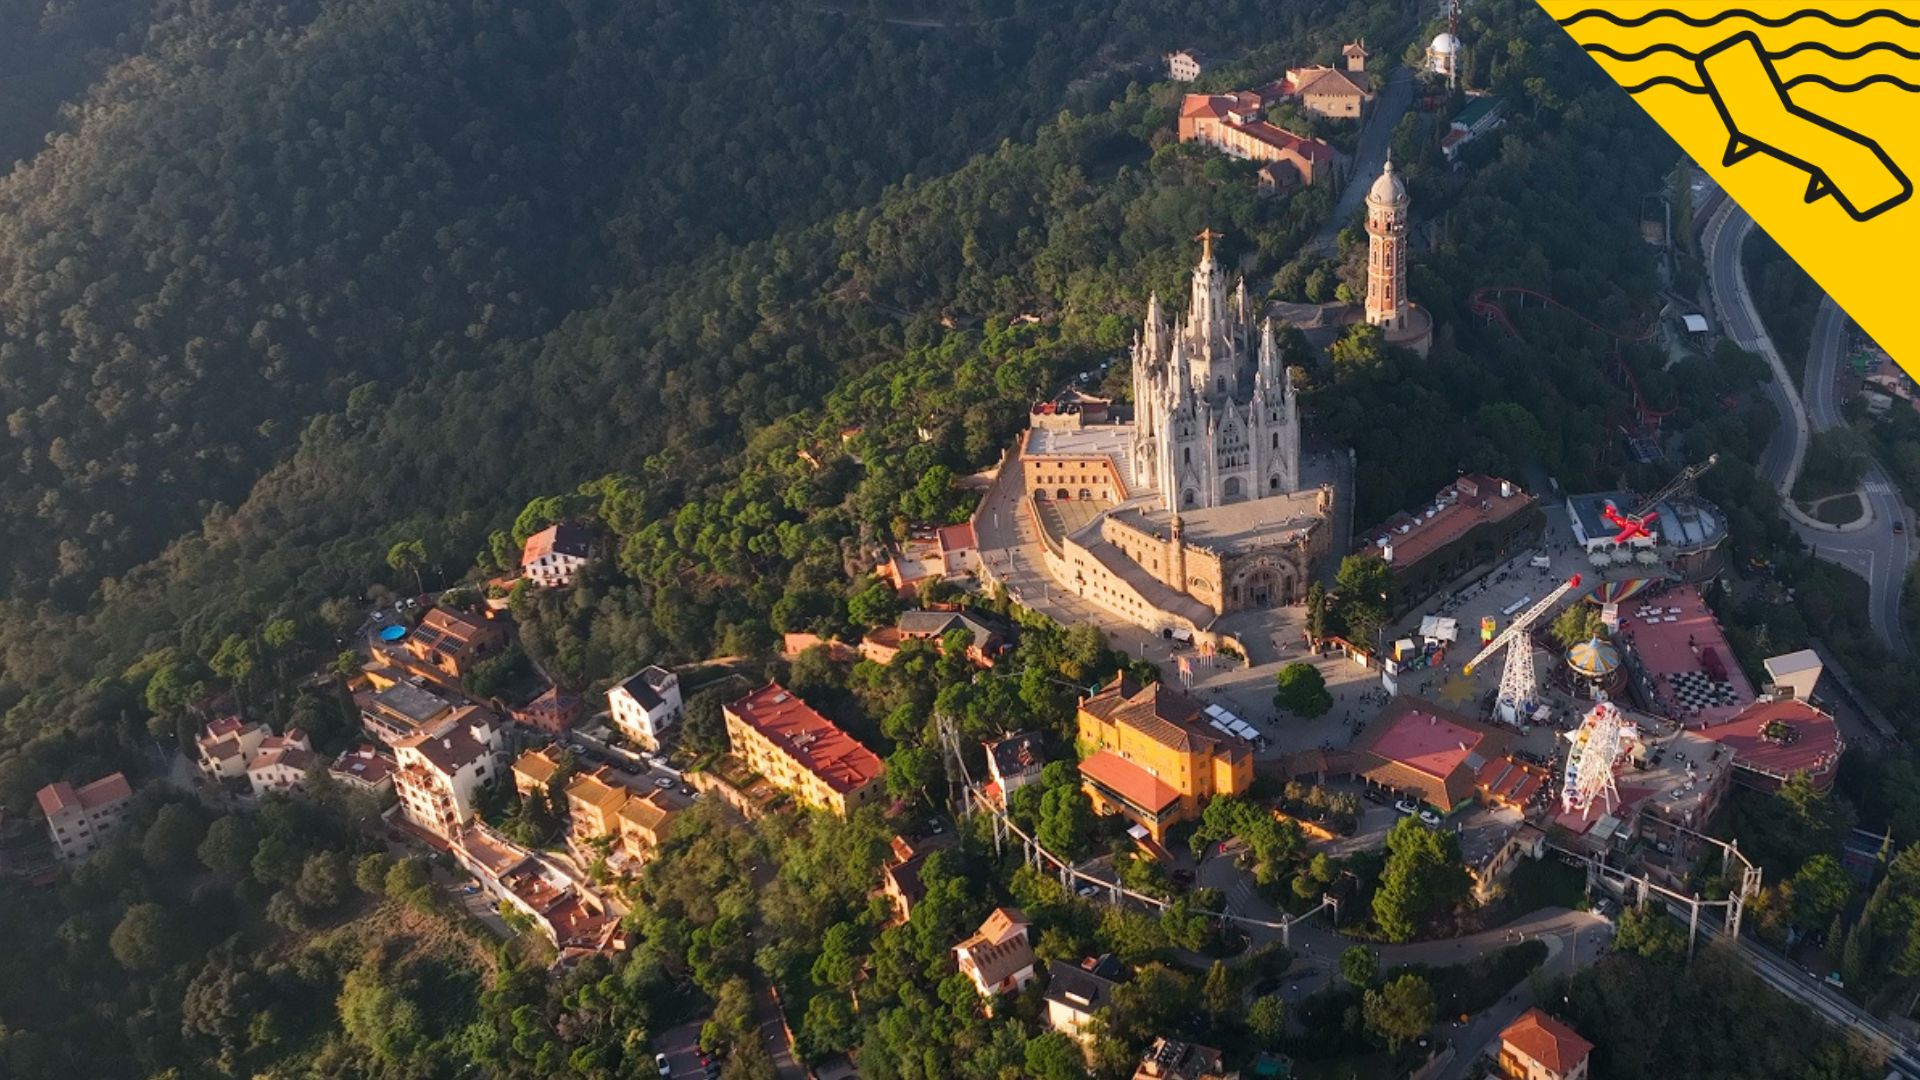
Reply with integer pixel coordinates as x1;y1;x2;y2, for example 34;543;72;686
557;721;701;804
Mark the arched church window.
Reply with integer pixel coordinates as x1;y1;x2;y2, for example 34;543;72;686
1270;477;1281;492
1216;377;1225;394
1182;490;1196;508
1271;433;1279;449
1183;447;1191;465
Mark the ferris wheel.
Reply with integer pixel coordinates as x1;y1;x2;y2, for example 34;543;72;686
1562;700;1634;818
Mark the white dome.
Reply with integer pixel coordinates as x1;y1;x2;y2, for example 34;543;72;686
1431;32;1460;55
1368;159;1408;205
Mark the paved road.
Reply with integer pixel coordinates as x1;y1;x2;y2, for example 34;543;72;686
1706;200;1911;653
1804;296;1913;653
1309;66;1414;254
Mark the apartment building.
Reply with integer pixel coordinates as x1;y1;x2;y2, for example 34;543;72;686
36;772;134;861
391;707;507;839
723;683;886;817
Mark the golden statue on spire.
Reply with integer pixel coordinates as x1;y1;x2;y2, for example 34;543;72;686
1195;227;1224;263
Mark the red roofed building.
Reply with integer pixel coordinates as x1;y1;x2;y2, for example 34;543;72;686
937;523;980;576
1352;698;1509;812
1701;698;1845;793
520;523;593;588
36;772;134;861
1496;1007;1593;1080
1358;475;1543;614
724;683;886;817
1474;754;1549;810
1178;93;1338;186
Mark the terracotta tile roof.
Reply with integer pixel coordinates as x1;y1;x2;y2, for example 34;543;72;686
1290;65;1370;98
1354;699;1507;809
512;747;564;786
566;770;630;817
956;907;1034;988
34;782;77;817
1474;754;1547;806
617;790;677;833
331;745;396;786
726;683;885;794
1500;1008;1593;1075
1078;750;1181;814
520;523;592;568
38;772;133;816
937;523;977;554
1081;676;1245;757
413;607;499;652
1356;475;1535;569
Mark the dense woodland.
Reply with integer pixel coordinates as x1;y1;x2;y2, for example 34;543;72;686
0;0;1912;1076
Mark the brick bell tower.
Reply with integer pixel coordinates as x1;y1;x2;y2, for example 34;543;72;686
1364;157;1411;332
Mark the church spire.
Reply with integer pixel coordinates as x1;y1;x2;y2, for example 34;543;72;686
1258;317;1281;388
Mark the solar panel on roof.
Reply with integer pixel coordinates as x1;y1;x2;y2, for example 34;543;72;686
1209;719;1234;735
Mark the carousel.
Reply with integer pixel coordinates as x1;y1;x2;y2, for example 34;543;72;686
1565;635;1626;698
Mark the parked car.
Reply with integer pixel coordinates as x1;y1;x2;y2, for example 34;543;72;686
1362;788;1388;806
1393;798;1418;816
1418;809;1442;828
926;817;946;835
655;1053;672;1077
1896;520;1906;535
1075;882;1100;898
654;776;674;789
1171;869;1195;886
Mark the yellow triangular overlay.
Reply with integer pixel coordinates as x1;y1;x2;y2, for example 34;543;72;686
1539;1;1920;371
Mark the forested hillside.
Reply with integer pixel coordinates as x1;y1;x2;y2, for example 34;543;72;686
7;0;1896;1076
0;0;1351;600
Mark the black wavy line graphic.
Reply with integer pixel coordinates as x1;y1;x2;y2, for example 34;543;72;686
1559;8;1920;29
1622;75;1712;93
1587;41;1920;62
1623;73;1920;93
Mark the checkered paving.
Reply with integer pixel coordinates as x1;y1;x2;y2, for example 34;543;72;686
1668;670;1740;711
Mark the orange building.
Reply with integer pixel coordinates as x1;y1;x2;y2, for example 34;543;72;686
405;607;508;681
564;768;630;847
1075;675;1254;842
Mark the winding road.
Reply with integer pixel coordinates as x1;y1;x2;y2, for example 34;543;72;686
1705;198;1911;653
1308;66;1414;253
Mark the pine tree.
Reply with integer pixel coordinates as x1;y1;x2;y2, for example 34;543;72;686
1202;960;1236;1020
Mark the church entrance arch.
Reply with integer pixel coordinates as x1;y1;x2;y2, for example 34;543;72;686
1057;488;1070;501
1223;476;1243;502
1078;489;1093;500
1232;558;1299;610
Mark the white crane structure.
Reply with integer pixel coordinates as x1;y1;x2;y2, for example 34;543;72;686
1460;574;1583;724
1563;699;1635;818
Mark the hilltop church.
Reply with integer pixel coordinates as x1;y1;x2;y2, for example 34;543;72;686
1007;231;1336;636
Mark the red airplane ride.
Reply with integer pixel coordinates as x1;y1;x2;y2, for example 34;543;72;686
1601;501;1655;544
